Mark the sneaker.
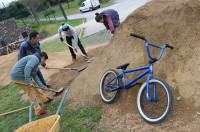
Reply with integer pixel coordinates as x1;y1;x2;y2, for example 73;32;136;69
37;109;49;116
43;97;54;104
72;58;76;62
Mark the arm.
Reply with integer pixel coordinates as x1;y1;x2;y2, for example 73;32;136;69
24;57;39;86
71;27;79;49
33;73;45;88
58;27;63;40
106;16;115;33
18;44;26;60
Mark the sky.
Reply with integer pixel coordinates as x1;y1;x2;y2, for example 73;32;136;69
0;0;16;8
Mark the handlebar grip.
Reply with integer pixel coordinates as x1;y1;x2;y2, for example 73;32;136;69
165;44;174;50
130;33;146;40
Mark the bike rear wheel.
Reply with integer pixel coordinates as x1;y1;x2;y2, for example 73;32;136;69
99;69;120;104
137;79;173;123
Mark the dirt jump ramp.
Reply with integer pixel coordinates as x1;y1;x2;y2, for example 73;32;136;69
70;0;200;108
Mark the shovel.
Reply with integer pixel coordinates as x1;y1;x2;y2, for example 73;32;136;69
47;65;88;72
15;81;64;94
64;42;89;59
40;86;64;94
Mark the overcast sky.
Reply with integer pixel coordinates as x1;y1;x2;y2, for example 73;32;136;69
0;0;16;8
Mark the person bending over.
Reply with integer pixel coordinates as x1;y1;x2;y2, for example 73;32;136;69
95;9;120;34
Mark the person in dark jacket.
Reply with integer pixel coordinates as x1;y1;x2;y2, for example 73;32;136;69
18;31;47;86
10;52;51;116
95;9;120;34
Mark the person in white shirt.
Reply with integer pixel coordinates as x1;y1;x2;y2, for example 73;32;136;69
58;22;88;62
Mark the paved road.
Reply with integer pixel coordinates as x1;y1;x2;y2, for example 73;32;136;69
41;0;150;43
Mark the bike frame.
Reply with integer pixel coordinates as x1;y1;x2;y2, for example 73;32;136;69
106;64;155;102
106;40;167;102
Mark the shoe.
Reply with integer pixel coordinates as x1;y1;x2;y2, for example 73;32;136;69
46;84;51;88
37;109;49;116
72;58;76;62
83;55;89;61
43;97;54;104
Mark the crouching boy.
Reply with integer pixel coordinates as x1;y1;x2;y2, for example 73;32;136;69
10;52;52;115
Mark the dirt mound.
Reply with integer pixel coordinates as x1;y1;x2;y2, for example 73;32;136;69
68;0;200;130
0;52;17;84
70;0;200;107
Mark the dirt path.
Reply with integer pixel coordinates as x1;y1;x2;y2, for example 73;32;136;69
0;52;18;84
0;44;106;85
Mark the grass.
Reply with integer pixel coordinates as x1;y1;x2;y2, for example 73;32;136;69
41;29;110;53
0;83;102;132
16;18;85;38
39;0;80;18
41;40;66;53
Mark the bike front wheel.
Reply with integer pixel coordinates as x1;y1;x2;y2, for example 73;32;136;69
137;79;173;123
99;69;120;104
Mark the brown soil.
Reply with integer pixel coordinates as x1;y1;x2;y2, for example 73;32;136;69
0;52;17;84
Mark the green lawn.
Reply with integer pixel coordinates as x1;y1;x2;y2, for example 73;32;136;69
0;83;102;132
16;18;85;38
41;40;66;53
41;0;81;17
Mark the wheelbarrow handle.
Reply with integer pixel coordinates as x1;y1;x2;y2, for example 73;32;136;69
56;89;69;115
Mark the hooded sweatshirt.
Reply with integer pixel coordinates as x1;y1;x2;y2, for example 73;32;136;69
10;53;44;87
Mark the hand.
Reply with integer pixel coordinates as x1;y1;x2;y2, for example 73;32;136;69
46;84;51;88
60;37;64;42
74;48;78;53
42;86;48;90
41;63;46;68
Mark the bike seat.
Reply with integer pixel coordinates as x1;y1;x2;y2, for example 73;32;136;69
116;63;130;70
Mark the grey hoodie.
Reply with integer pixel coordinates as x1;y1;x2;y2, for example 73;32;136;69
10;54;44;87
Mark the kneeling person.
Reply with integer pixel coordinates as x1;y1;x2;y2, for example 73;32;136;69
10;52;51;116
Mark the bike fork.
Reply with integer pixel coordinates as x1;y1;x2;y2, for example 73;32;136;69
146;75;151;102
146;65;158;102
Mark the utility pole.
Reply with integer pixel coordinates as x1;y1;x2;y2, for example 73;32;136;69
58;1;67;20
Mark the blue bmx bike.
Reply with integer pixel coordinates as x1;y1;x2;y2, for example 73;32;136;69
99;33;174;123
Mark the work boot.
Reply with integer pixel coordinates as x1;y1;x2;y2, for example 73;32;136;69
34;104;48;116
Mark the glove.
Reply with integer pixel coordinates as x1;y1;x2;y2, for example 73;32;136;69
60;37;64;42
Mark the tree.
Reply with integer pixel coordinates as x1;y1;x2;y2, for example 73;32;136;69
0;1;30;21
19;0;47;24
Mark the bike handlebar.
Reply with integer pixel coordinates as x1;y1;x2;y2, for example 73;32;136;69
130;33;174;63
130;33;146;40
165;44;174;50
